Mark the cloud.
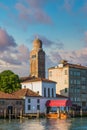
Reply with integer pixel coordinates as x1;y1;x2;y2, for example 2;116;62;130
0;28;29;76
31;34;64;49
0;27;17;51
15;1;52;25
80;2;87;15
0;51;21;66
47;47;87;68
0;44;30;76
48;51;62;65
0;44;29;66
61;0;74;12
25;0;46;8
17;44;30;63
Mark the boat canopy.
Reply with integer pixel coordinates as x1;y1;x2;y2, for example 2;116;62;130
46;99;72;107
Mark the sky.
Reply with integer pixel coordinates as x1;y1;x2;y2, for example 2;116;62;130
0;0;87;77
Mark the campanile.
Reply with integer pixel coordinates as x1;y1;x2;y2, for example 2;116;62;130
30;38;45;78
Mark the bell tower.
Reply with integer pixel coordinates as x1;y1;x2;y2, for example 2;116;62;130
30;38;45;78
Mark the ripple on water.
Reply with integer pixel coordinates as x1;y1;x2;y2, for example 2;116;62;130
0;118;87;130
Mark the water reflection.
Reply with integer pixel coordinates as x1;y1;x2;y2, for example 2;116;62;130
44;119;72;130
0;118;87;130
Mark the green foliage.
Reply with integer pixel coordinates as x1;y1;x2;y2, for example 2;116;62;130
0;70;21;93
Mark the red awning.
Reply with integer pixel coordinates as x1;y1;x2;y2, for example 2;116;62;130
46;99;72;107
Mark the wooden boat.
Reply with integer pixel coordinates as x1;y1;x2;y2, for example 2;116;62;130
46;113;58;119
46;112;69;119
59;112;68;119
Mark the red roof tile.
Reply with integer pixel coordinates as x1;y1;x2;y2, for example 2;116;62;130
0;91;18;99
13;88;41;98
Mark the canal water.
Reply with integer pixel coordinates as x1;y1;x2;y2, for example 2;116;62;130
0;118;87;130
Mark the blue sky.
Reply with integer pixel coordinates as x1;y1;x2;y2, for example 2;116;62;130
0;0;87;77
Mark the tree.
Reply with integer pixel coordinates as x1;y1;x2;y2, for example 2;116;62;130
0;70;21;93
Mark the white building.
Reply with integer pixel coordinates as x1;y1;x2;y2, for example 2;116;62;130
13;88;68;114
21;77;56;98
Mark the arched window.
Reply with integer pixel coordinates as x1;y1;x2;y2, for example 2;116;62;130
48;88;50;97
52;88;54;97
44;88;46;97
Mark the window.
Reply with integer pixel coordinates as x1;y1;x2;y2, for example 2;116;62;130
32;55;36;59
48;88;50;97
65;88;67;93
49;71;52;77
28;105;31;110
77;80;80;85
44;88;46;97
74;79;76;84
0;100;5;105
37;99;40;103
70;79;73;84
77;71;80;76
70;71;73;76
52;88;54;97
28;99;31;103
74;71;77;76
16;101;22;105
64;80;67;84
37;105;40;110
64;70;67;75
82;86;86;90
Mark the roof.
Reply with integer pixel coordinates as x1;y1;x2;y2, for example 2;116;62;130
56;94;68;98
13;88;41;98
0;91;18;99
46;99;72;107
0;88;41;100
21;77;56;84
20;76;32;82
49;62;87;70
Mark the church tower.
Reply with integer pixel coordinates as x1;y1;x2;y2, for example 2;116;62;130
30;38;45;78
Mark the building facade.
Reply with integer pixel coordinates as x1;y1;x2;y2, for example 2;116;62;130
0;91;24;118
48;60;87;108
30;38;45;78
21;78;56;98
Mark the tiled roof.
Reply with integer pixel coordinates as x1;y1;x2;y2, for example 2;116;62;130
13;88;41;98
21;77;56;83
49;63;87;70
20;76;32;82
0;91;18;99
0;89;41;99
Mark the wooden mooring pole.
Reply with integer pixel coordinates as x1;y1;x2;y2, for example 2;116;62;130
4;109;6;119
9;109;11;120
15;108;17;119
20;109;22;119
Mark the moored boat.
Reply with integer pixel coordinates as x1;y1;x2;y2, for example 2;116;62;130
46;113;58;119
59;112;68;119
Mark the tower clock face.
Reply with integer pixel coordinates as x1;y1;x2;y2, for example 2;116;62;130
32;55;36;59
